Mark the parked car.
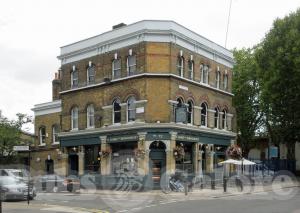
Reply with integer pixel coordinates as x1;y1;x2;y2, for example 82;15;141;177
0;176;36;201
35;174;80;193
0;169;33;185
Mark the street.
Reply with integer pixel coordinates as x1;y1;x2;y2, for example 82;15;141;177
2;186;300;213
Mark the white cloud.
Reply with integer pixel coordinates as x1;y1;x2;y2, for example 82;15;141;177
0;0;300;133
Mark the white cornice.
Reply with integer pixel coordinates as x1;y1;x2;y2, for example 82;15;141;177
32;100;61;116
60;73;234;97
59;122;236;138
58;20;233;67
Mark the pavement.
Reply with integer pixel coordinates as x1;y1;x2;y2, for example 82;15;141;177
2;178;300;213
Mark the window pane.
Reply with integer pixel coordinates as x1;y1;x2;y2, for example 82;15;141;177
88;66;95;84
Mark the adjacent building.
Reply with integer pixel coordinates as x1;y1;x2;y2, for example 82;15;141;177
31;20;236;187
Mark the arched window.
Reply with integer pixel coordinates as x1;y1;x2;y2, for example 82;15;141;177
216;71;220;89
214;107;220;128
71;107;79;130
39;127;46;145
188;60;194;80
52;125;60;144
71;66;78;88
113;99;121;124
87;104;95;128
222;109;228;130
177;56;184;77
127;97;136;122
87;63;95;84
223;74;228;90
112;58;121;79
127;55;136;76
201;103;208;126
187;100;194;124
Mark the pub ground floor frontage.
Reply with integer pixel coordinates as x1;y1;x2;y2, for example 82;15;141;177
31;124;236;189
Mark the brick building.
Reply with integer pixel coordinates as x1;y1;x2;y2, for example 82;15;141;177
31;20;236;187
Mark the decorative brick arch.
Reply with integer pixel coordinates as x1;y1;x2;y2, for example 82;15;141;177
199;95;211;107
221;103;230;113
123;88;140;102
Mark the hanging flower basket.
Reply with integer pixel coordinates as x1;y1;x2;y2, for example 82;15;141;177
173;146;185;160
226;144;242;160
100;150;111;158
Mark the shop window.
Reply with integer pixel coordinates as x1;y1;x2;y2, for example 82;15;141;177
177;56;184;77
175;142;193;174
127;96;136;122
113;99;121;124
127;55;136;76
71;66;78;88
87;63;95;84
71;107;79;130
187;100;194;124
188;60;194;80
87;104;95;128
201;103;208;126
52;125;60;144
214;107;220;128
39;127;46;145
112;58;121;79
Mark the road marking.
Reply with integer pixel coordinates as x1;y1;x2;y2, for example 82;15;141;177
116;210;129;212
144;204;157;208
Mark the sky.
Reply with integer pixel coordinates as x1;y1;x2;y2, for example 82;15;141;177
0;0;299;133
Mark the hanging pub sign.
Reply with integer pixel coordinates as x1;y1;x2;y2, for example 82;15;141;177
175;106;187;123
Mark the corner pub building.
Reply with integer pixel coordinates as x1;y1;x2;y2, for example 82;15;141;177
31;20;236;189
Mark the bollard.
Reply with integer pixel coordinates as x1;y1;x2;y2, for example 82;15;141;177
211;173;215;190
0;182;2;213
223;176;227;192
184;181;188;196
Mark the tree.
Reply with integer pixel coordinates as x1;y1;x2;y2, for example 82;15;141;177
256;9;300;160
0;112;32;163
232;48;262;157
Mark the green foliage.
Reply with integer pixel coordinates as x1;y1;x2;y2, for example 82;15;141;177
255;9;300;159
232;48;262;156
0;113;32;163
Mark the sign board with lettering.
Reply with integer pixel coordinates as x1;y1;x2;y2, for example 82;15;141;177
13;146;30;151
146;133;171;141
107;135;139;143
175;107;187;123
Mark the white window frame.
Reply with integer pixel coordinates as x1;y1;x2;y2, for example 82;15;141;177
224;74;228;90
71;107;79;130
127;55;136;76
52;125;59;144
127;97;136;122
214;108;220;129
188;60;194;80
203;65;209;84
187;100;194;124
87;64;95;85
201;103;208;127
112;99;121;124
112;58;121;79
216;71;220;89
71;67;78;88
177;57;184;77
39;127;46;146
87;105;95;128
222;110;228;130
